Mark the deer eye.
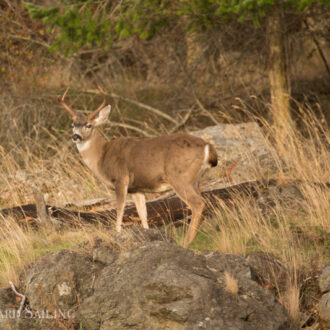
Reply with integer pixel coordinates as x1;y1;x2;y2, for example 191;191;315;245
86;123;92;129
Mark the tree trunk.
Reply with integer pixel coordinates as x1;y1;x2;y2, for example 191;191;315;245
266;8;293;141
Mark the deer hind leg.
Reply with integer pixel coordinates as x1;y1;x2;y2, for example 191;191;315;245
115;183;128;233
132;193;149;229
170;183;205;248
184;193;204;248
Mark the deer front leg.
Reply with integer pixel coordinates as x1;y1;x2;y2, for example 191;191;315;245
132;193;149;229
115;183;128;232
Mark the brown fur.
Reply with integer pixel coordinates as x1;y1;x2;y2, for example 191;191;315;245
59;90;218;247
97;133;212;193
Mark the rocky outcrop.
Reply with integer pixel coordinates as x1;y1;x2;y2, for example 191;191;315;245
319;265;330;294
3;228;289;330
23;250;103;313
246;252;287;289
318;265;330;328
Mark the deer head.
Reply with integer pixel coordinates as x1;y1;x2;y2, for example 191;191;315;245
58;86;111;144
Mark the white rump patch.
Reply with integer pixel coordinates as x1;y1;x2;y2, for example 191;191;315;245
203;144;210;166
77;140;91;152
193;144;210;189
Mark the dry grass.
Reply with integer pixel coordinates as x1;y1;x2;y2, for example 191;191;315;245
0;213;115;287
281;282;301;322
189;103;329;322
0;88;329;326
224;271;239;295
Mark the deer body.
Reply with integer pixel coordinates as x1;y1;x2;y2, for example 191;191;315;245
59;87;218;247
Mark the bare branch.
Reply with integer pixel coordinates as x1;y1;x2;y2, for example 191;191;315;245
303;19;330;77
9;281;26;318
110;121;154;137
194;95;219;125
169;107;194;133
85;88;178;125
6;33;50;49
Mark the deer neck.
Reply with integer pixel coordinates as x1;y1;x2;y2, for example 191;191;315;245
76;130;106;172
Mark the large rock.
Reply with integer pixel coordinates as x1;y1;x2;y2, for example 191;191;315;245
318;292;330;328
79;241;289;329
318;265;330;328
246;252;287;289
192;123;278;189
23;249;103;312
20;229;288;329
319;265;330;293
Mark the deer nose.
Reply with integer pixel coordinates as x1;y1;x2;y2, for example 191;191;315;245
72;134;82;142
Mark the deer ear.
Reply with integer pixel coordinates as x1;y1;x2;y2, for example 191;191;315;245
93;105;111;126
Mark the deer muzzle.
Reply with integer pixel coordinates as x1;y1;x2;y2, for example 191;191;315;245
72;134;82;142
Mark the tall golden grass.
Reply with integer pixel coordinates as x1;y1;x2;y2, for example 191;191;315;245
197;103;329;323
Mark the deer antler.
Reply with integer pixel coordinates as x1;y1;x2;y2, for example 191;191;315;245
58;87;77;119
88;85;107;120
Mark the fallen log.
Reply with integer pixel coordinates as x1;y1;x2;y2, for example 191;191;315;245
1;179;329;230
0;181;260;229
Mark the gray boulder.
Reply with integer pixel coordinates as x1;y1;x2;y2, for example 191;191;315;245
319;265;330;294
20;231;288;329
318;292;330;328
246;252;287;288
318;265;330;328
23;249;103;312
78;241;289;329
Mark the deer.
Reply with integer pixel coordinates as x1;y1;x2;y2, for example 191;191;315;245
58;86;218;247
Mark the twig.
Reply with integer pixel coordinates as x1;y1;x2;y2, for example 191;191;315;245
68;275;81;306
194;95;219;125
169;107;194;133
85;88;178;125
9;281;26;318
36;285;68;330
6;33;50;49
111;93;178;124
110;121;154;137
303;19;330;77
222;158;241;183
125;118;160;135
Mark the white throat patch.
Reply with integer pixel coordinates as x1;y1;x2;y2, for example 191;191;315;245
77;140;91;152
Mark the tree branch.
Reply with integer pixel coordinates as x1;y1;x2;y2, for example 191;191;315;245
85;88;179;125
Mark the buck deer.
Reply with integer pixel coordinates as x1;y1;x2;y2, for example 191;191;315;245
58;86;218;247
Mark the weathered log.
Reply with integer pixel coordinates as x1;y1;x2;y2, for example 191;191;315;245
0;181;260;229
1;179;328;230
